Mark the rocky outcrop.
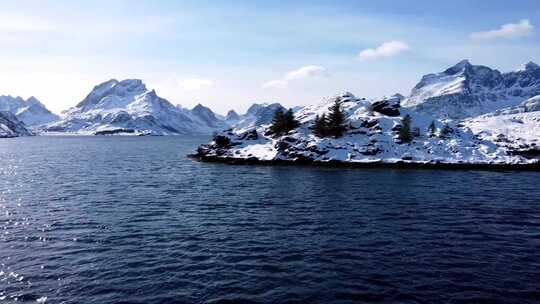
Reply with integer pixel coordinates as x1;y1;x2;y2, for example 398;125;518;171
371;94;402;117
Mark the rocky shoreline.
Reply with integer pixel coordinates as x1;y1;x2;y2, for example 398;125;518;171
189;154;540;171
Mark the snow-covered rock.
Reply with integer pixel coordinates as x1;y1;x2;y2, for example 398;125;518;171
0;111;32;138
403;60;540;119
463;95;540;153
43;79;228;135
0;95;59;126
195;92;536;166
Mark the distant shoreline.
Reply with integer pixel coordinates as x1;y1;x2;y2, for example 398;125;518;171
190;154;540;172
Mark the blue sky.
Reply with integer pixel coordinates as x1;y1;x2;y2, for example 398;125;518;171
0;0;539;114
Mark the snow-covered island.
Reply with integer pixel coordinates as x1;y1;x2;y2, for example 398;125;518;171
193;60;540;170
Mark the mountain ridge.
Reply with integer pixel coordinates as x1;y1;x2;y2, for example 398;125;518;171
403;60;540;119
0;95;59;126
41;79;286;135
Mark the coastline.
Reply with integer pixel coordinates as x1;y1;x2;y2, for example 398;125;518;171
189;154;540;172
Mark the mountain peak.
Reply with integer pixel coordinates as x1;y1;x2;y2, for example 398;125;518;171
524;61;539;71
26;96;39;103
455;59;472;67
225;110;240;121
26;96;45;107
117;79;147;92
444;59;472;74
192;103;213;113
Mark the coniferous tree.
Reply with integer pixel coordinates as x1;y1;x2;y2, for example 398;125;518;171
428;120;437;137
439;123;452;139
283;108;300;132
269;108;286;136
326;100;347;138
213;134;231;148
398;114;412;143
313;114;328;137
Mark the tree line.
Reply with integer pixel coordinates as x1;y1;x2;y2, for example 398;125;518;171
398;114;452;143
269;101;453;142
269;100;348;138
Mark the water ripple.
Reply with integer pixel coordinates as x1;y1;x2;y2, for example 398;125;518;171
0;136;539;304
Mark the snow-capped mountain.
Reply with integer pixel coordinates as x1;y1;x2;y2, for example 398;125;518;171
195;92;536;166
44;79;229;135
403;60;540;119
0;111;32;138
0;95;59;126
233;103;286;130
225;110;240;124
188;103;229;130
38;78;288;135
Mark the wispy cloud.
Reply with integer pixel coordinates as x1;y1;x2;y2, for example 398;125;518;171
470;19;533;40
179;78;214;90
262;65;327;89
285;65;327;80
358;41;410;60
261;80;288;89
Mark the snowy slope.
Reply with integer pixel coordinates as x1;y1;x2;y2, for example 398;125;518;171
464;95;540;151
188;104;229;130
0;111;32;138
403;60;540;119
0;95;59;126
43;79;228;135
196;92;534;165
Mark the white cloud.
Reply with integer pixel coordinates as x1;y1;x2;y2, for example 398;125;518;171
262;65;327;89
285;65;327;80
261;80;288;89
470;19;533;40
178;78;214;90
358;41;410;60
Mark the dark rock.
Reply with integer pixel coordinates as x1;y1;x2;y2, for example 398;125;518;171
371;99;401;117
238;129;258;140
196;144;211;156
350;130;367;135
360;147;382;155
307;145;329;155
215;149;228;156
213;135;232;148
282;136;297;143
360;119;379;128
275;141;291;152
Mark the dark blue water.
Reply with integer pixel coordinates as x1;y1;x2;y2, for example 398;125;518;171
1;136;540;304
